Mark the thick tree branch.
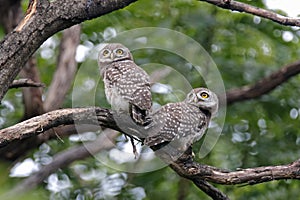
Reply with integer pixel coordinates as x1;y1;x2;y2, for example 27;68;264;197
9;79;45;89
226;60;300;104
0;0;48;160
0;0;137;101
199;0;300;27
0;107;117;147
170;156;300;185
1;107;299;189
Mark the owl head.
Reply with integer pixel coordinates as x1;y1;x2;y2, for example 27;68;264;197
98;43;133;66
185;87;219;117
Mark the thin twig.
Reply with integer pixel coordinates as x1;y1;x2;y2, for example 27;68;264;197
9;79;45;89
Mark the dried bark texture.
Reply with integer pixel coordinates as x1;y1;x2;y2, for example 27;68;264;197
0;0;47;160
200;0;300;27
0;107;117;147
0;0;137;101
170;156;300;185
44;25;81;112
0;0;136;160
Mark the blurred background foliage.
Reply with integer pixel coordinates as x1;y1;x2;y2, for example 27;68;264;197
0;0;300;199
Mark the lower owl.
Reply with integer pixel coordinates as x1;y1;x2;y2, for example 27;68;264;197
144;87;218;161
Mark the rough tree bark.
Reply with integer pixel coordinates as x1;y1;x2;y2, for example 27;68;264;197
0;0;137;101
0;1;83;160
0;107;116;147
0;0;46;160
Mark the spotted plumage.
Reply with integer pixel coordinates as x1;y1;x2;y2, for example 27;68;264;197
98;43;152;126
144;88;218;160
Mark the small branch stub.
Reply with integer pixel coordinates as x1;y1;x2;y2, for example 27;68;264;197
9;79;45;89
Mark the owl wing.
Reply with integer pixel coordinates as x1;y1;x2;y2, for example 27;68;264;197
113;61;152;125
144;103;183;148
129;84;152;125
125;63;152;110
144;103;209;151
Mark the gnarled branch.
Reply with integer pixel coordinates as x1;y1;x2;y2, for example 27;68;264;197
0;107;117;147
199;0;300;27
171;156;300;185
1;107;299;189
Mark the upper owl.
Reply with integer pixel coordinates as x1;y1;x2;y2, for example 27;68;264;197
98;43;152;126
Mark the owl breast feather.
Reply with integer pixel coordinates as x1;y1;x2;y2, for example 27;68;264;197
105;86;130;112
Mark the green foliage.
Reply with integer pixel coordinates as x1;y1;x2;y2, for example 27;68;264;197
1;0;300;199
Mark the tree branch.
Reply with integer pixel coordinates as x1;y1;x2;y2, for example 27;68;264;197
0;0;137;101
0;107;118;147
199;0;300;27
1;107;299;189
226;60;300;104
9;78;45;89
170;156;300;185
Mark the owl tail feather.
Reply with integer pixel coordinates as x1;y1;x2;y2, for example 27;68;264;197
130;104;152;126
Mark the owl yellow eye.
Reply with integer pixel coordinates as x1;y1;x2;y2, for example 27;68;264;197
200;92;209;99
116;49;123;55
103;50;109;56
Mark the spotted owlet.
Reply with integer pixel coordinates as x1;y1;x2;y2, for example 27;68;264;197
98;43;152;126
144;88;218;161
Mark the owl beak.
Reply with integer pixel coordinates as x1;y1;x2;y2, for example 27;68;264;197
110;53;114;60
